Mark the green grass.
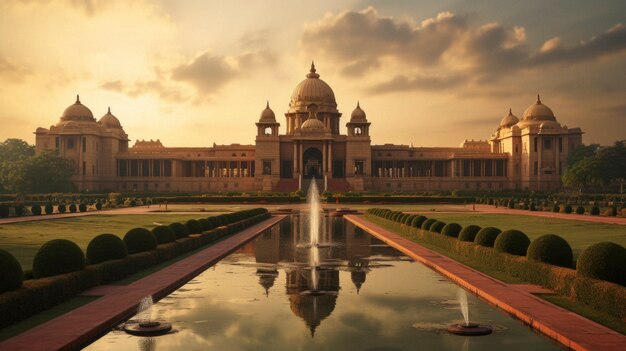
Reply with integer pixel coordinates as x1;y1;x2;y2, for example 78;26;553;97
0;214;205;269
408;213;626;259
0;295;100;342
537;294;626;335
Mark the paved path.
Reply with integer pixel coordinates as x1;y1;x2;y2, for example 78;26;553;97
0;215;286;351
344;215;626;351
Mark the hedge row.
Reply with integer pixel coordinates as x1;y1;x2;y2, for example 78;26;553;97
325;196;474;204
364;208;626;320
153;196;301;204
0;202;103;218
0;208;271;329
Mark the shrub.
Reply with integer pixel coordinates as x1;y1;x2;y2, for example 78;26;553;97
152;225;176;244
0;249;23;293
494;230;531;256
69;203;77;213
79;203;87;212
185;219;202;234
587;205;599;215
527;234;573;268
169;222;189;239
529;202;537;211
404;215;416;225
410;215;427;228
552;204;560;213
58;203;66;213
45;204;54;215
123;228;157;254
32;239;85;278
441;223;462;238
0;204;9;217
31;204;42;216
575;206;585;215
14;205;25;216
198;218;210;231
474;227;502;247
95;202;102;210
86;234;127;264
564;204;573;214
576;242;626;286
430;221;446;233
458;225;481;242
421;218;437;230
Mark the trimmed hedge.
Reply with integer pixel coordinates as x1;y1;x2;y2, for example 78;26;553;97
185;219;203;234
95;202;103;210
494;230;530;256
69;203;77;213
410;215;427;228
169;222;189;239
577;242;626;286
0;204;9;217
564;204;573;214
474;227;501;247
45;204;54;215
0;249;23;293
58;203;66;213
527;234;573;268
458;225;481;242
152;225;176;244
575;206;585;215
86;234;128;264
421;218;437;230
430;221;446;233
32;239;85;278
79;203;87;212
590;206;600;216
552;204;560;212
31;205;42;216
123;228;157;254
441;223;462;238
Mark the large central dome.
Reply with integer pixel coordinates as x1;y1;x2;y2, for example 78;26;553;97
289;62;337;111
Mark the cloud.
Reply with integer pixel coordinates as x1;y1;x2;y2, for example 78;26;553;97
101;78;187;102
301;7;626;94
0;57;32;83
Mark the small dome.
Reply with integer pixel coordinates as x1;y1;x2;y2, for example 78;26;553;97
350;101;367;121
301;118;325;132
99;107;122;129
290;62;337;110
499;108;519;128
259;101;276;122
60;95;95;123
522;95;556;121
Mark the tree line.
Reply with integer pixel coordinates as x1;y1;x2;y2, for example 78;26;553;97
563;140;626;193
0;139;75;194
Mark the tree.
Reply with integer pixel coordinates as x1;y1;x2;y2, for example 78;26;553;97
566;144;599;167
0;139;36;193
22;150;76;193
0;139;35;162
563;141;626;192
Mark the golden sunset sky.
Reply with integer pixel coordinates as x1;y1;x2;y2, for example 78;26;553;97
1;0;625;147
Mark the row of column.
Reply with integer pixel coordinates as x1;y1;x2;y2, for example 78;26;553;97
292;141;333;177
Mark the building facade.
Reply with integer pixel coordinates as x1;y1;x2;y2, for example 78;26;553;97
35;63;583;193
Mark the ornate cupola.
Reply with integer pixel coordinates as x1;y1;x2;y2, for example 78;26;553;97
256;101;280;136
346;101;371;136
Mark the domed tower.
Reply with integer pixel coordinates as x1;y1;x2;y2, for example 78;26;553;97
345;102;372;184
346;102;371;137
256;101;280;136
254;101;281;187
286;62;342;135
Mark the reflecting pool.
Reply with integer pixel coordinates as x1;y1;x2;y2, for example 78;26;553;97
86;216;562;351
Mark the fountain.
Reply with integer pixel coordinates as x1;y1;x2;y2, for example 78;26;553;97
447;289;492;336
124;296;172;337
302;181;326;296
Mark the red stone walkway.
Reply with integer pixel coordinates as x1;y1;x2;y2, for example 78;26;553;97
344;215;626;351
0;215;286;351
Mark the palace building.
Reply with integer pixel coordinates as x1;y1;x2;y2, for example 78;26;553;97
34;63;583;193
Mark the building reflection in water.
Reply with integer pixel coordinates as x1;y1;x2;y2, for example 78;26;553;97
249;215;405;336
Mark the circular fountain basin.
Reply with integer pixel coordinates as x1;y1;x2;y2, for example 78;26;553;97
124;321;172;336
447;323;492;336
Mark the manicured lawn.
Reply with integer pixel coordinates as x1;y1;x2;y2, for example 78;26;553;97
0;214;204;269
406;213;626;259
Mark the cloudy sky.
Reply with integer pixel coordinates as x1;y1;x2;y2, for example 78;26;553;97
1;0;625;147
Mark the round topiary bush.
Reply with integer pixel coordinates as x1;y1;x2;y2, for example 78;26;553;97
527;234;573;267
185;219;203;234
32;239;85;278
430;221;446;233
45;204;54;215
31;204;42;216
169;222;189;239
494;229;531;256
0;204;9;217
86;234;127;264
79;203;87;212
14;205;25;216
441;223;462;238
458;225;481;242
198;218;210;231
474;227;502;247
0;249;23;293
411;215;427;228
564;204;573;214
123;228;157;254
575;206;585;215
421;218;437;230
590;206;600;216
95;202;102;210
152;225;176;244
404;215;416;225
58;203;66;213
576;242;626;286
69;203;77;213
552;204;560;213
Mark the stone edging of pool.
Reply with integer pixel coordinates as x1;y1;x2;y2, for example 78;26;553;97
0;215;287;351
344;214;626;351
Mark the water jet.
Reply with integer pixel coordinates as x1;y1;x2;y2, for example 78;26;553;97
124;296;172;337
447;289;492;336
